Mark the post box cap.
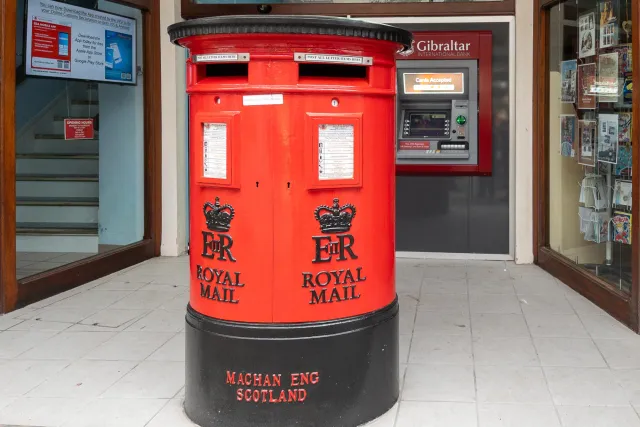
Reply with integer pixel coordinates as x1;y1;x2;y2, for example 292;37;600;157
168;15;413;52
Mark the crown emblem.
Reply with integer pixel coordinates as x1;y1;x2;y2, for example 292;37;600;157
203;197;234;232
314;198;356;234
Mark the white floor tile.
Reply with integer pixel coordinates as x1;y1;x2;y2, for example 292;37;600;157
467;267;511;281
534;337;607;367
595;339;640;369
83;331;175;361
175;386;185;398
544;367;629;406
0;316;23;331
125;309;185;333
72;308;150;331
146;399;197;427
20;332;116;360
111;290;182;310
421;278;468;295
159;292;189;311
470;294;521;315
0;330;59;358
519;294;574;315
399;334;412;364
28;360;136;398
512;275;565;296
0;397;88;426
557;405;640;427
400;363;407;392
0;360;69;396
48;290;132;310
524;313;589;338
90;281;149;291
471;313;530;337
102;361;185;398
397;279;421;299
8;319;72;332
402;364;475;402
414;310;471;336
422;266;465;280
473;336;539;366
467;278;515;295
408;334;473;365
477;403;561;427
475;366;552;404
418;294;469;313
399;304;416;335
566;293;608;316
613;370;640;406
148;333;185;362
396;401;477;427
581;315;638;339
63;397;168;427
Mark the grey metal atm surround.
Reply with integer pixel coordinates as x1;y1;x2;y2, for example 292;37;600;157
396;59;478;166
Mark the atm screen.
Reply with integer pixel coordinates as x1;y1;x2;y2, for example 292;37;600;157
408;112;450;138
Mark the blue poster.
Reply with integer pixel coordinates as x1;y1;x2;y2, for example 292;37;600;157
105;30;133;82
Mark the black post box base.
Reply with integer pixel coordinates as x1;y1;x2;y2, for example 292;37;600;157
184;297;399;427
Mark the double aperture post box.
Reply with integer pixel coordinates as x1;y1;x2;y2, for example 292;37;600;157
168;16;412;427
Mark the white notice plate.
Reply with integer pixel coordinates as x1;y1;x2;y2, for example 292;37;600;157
203;123;227;180
242;94;284;106
295;53;372;65
193;53;250;63
318;124;355;180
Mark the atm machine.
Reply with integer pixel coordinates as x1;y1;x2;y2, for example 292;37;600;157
395;31;493;175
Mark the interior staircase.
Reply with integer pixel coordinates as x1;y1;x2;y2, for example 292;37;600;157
16;82;100;253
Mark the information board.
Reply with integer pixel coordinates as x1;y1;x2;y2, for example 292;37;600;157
26;0;137;84
318;124;355;180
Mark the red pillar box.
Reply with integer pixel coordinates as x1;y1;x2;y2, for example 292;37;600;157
168;16;412;427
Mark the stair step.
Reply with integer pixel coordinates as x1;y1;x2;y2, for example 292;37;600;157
34;134;98;140
16;180;98;199
71;100;99;106
17;197;99;207
17;153;98;160
17;222;98;235
16;174;99;182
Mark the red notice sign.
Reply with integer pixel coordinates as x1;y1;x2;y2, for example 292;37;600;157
64;118;95;140
30;20;72;72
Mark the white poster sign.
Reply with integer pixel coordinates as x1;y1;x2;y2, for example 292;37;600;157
203;123;227;180
318;124;355;180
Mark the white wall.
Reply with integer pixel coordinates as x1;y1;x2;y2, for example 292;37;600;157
514;0;534;264
159;0;188;256
98;1;145;245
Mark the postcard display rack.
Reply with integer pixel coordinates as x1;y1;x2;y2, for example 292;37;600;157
560;0;633;291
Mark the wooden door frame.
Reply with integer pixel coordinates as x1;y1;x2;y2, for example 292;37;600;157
0;0;18;313
532;0;639;331
0;0;162;311
180;0;515;20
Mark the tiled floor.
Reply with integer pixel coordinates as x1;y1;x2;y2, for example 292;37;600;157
1;257;640;426
16;246;122;279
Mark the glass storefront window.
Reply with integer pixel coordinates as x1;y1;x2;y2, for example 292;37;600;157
14;0;145;279
548;0;634;295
